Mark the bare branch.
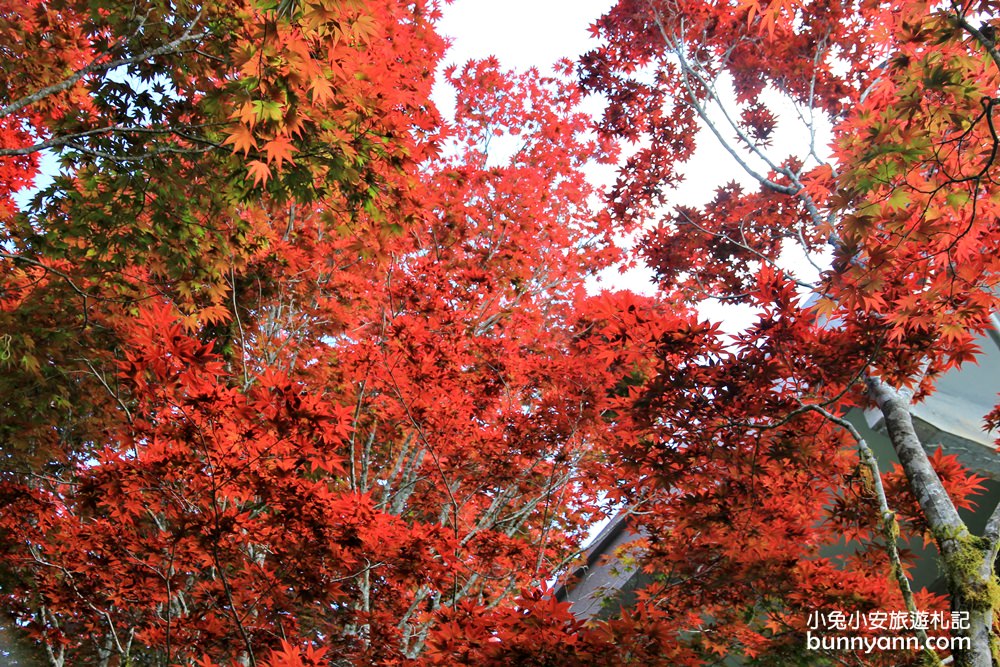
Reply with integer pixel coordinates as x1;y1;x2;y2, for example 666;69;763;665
81;359;133;424
804;402;935;656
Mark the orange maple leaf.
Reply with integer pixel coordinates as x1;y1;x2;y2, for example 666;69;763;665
264;136;297;169
232;101;258;128
247;160;272;187
222;123;257;157
310;75;337;105
198;305;232;326
351;15;379;43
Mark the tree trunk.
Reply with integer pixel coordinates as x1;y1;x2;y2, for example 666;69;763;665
867;377;997;667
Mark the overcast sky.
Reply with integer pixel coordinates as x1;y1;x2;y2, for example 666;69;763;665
435;0;613;71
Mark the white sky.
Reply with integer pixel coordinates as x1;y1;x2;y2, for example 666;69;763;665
434;0;613;72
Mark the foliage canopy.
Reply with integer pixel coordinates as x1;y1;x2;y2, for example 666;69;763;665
2;0;1000;666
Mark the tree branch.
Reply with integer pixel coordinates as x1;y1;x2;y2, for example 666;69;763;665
952;14;1000;73
0;17;208;121
805;403;935;655
865;375;964;535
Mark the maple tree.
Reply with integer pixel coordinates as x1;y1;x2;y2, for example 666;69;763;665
0;0;633;664
566;0;1000;665
0;0;444;472
5;0;1000;665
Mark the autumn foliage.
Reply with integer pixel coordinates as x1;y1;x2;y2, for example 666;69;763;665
574;0;1000;665
3;0;1000;665
1;0;621;663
